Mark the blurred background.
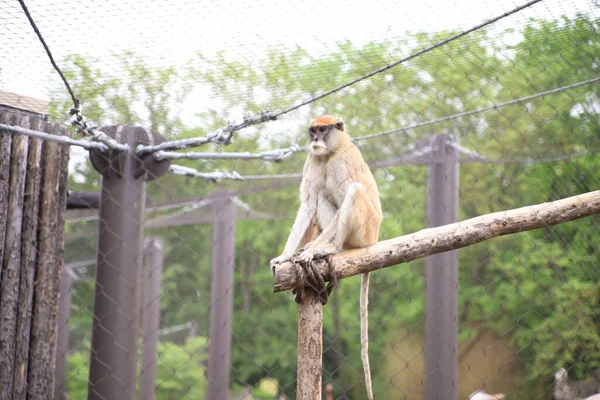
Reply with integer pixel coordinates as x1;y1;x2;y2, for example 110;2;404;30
1;0;600;398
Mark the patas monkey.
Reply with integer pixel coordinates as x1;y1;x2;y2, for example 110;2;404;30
270;115;382;400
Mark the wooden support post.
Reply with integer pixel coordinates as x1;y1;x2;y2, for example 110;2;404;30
87;125;169;400
140;237;164;400
0;113;29;397
54;269;73;400
88;127;146;400
28;123;70;398
15;117;43;400
0;101;69;399
207;190;236;400
425;134;459;400
296;290;323;400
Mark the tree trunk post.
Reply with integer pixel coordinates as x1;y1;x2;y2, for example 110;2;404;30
425;134;459;400
29;123;70;398
206;190;236;400
0;100;69;399
88;126;147;400
296;289;323;400
54;269;73;400
0;113;29;397
140;237;164;400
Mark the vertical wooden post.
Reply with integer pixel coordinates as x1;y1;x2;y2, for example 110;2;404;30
14;117;43;400
425;134;459;400
30;122;71;397
0;113;29;397
296;290;323;400
54;269;73;400
140;237;164;400
206;190;236;400
88;127;146;400
86;125;169;400
0;97;69;399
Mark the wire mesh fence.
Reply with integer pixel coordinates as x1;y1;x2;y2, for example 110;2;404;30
1;0;600;399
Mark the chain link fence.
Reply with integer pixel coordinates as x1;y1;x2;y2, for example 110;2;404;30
1;0;600;399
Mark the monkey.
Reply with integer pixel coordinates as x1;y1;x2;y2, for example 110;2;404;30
270;115;382;400
555;368;600;400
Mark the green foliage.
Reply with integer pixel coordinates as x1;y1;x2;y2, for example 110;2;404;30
58;13;600;398
65;338;207;399
154;337;208;399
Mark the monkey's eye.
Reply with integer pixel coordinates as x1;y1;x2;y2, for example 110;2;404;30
308;127;317;136
318;126;328;133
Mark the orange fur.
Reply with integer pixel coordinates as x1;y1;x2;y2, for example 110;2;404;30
310;115;338;126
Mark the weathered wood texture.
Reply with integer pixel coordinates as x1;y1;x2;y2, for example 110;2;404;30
0;114;30;397
29;122;70;398
273;190;600;292
296;290;323;400
0;106;69;400
13;117;43;400
0;111;13;283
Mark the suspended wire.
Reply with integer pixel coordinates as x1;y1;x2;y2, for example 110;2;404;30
154;75;598;166
168;164;302;181
154;144;302;162
168;165;244;182
0;123;108;151
18;0;129;151
166;144;599;184
18;0;78;109
135;0;545;154
137;110;277;154
160;77;598;166
479;149;599;165
354;76;600;142
271;0;545;119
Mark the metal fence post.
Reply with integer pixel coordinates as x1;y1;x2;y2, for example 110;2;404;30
207;190;236;400
140;237;164;400
87;125;169;400
425;134;459;400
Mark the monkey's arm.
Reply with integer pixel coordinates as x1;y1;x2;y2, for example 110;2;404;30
281;199;317;256
270;182;318;269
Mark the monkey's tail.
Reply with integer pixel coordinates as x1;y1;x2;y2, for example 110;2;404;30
360;272;373;400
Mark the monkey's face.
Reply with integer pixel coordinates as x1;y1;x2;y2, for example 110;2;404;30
307;120;345;156
308;124;335;156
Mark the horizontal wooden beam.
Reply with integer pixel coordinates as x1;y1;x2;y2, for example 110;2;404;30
273;190;600;293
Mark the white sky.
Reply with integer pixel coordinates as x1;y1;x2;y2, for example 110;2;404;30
1;0;594;108
1;0;596;181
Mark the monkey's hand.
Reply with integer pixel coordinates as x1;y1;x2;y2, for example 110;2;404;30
270;253;293;274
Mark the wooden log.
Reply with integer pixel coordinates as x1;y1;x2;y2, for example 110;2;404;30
0;113;30;398
0;111;13;284
13;116;44;400
28;122;69;398
273;189;600;292
296;290;322;400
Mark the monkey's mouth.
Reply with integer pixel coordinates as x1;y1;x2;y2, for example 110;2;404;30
310;143;329;155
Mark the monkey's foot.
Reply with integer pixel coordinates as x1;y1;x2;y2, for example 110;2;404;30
298;249;315;263
314;243;338;258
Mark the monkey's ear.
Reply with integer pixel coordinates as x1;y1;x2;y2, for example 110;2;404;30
335;120;345;131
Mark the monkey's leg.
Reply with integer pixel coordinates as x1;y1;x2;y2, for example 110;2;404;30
298;212;340;262
314;182;372;257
